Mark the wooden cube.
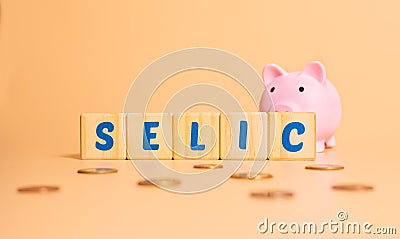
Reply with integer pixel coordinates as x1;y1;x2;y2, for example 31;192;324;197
220;112;268;160
126;113;173;160
267;112;316;160
173;113;220;160
80;113;126;159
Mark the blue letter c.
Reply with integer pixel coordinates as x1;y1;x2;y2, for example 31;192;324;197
282;122;305;152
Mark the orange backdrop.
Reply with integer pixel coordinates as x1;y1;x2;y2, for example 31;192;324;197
1;0;399;155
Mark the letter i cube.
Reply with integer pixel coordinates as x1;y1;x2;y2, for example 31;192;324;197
220;112;268;160
80;113;126;159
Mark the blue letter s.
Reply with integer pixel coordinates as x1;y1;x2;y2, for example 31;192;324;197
95;122;114;151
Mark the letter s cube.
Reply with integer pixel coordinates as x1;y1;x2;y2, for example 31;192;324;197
80;113;126;159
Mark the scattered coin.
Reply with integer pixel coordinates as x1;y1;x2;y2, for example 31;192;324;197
18;185;60;194
231;172;273;180
332;183;374;191
137;178;181;187
250;189;294;199
77;168;118;174
305;164;344;171
193;164;223;169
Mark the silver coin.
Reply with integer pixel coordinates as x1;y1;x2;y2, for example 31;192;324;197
231;172;273;180
332;183;374;191
305;164;344;171
193;164;223;169
77;168;118;174
18;185;60;193
137;178;181;187
250;189;294;199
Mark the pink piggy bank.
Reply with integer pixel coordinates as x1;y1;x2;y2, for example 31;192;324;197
260;61;341;152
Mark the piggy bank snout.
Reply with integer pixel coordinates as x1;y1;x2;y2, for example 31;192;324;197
274;104;293;112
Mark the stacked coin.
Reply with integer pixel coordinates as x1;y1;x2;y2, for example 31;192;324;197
231;172;273;180
18;185;60;194
137;178;181;187
193;164;223;169
250;189;294;199
305;164;344;171
77;168;118;174
332;183;374;191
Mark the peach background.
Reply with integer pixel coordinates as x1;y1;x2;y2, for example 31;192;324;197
0;0;399;238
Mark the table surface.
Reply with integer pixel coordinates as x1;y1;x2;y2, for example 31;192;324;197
1;138;399;238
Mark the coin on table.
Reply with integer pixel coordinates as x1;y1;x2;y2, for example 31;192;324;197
18;185;60;194
305;164;344;171
250;189;294;199
231;172;273;180
193;164;223;169
77;168;118;174
137;178;181;187
332;183;374;191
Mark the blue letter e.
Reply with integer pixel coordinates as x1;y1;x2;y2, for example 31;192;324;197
282;122;305;152
143;122;160;150
95;122;114;151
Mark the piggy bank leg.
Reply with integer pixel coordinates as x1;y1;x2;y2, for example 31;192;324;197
325;135;336;148
316;140;325;153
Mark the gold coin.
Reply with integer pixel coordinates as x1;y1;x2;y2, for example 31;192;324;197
231;172;273;180
305;164;344;171
137;178;181;187
193;164;223;169
250;189;294;199
77;168;118;174
332;183;374;191
18;185;60;193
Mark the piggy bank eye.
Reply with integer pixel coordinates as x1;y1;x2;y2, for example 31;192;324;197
270;87;275;93
299;86;305;92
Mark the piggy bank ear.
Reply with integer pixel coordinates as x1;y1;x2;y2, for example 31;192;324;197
302;61;326;85
262;64;286;86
